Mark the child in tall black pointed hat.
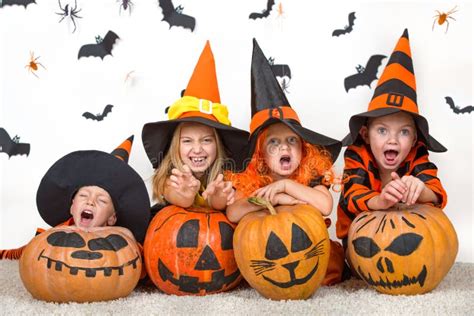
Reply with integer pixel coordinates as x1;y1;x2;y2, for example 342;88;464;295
142;41;249;213
226;39;345;285
1;136;150;260
336;29;448;256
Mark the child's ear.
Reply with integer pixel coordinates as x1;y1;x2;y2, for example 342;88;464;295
107;213;117;226
359;126;369;144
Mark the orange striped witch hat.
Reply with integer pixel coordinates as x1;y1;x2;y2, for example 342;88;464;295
36;135;150;242
342;29;446;152
248;38;342;162
142;40;249;171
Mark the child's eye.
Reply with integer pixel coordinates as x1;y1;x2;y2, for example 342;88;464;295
377;127;387;135
268;138;279;146
98;199;108;204
202;137;214;144
288;136;298;144
181;139;192;144
400;129;410;136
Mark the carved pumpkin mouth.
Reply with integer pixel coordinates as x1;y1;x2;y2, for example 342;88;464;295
357;265;427;289
38;249;140;278
158;259;240;293
261;257;320;289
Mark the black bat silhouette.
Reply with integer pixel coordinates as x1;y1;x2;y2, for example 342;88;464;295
249;0;275;19
332;12;356;37
78;31;120;60
0;0;36;9
0;128;30;158
158;0;195;32
344;54;386;92
445;96;473;114
82;104;114;121
268;57;291;78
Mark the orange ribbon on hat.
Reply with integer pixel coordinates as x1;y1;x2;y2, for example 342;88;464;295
167;96;231;126
249;106;300;134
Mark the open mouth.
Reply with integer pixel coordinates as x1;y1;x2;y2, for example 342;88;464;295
280;155;291;170
383;150;399;165
80;210;94;226
189;157;207;167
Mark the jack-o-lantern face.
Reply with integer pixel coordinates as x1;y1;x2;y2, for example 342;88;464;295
19;226;142;302
234;204;330;300
348;204;458;295
144;205;241;295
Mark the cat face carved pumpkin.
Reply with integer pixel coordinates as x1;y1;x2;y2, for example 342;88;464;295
348;204;458;295
19;226;142;302
144;205;241;295
234;203;330;300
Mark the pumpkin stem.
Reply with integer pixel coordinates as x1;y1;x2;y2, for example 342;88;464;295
248;197;277;215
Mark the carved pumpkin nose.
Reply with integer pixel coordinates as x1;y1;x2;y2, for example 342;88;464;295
376;257;395;273
282;261;300;278
194;245;221;270
71;250;103;260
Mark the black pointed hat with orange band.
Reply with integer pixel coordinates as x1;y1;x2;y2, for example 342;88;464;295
36;136;150;242
142;41;249;171
342;29;446;152
248;38;342;162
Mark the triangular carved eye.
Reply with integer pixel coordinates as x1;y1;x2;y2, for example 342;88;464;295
265;232;289;260
47;232;85;248
385;233;423;256
177;219;199;248
219;222;234;250
291;223;313;252
352;236;380;258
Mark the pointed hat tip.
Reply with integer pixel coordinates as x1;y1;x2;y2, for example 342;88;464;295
402;28;409;39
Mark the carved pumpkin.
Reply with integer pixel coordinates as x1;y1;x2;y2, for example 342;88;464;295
348;204;458;295
143;205;241;295
233;198;330;300
19;226;142;302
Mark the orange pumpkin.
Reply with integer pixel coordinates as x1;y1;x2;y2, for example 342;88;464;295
19;226;142;302
143;205;241;295
348;204;458;295
233;198;330;300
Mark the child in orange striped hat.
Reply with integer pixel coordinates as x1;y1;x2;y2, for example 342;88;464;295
142;41;249;214
1;136;150;260
336;29;447;265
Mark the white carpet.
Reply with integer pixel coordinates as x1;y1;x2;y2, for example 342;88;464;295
1;260;472;315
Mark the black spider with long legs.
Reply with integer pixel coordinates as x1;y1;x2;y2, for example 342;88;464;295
56;0;82;33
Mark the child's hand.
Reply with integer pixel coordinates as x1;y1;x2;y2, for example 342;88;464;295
271;193;305;206
377;172;407;209
400;175;425;205
168;165;200;199
202;174;235;206
254;180;287;202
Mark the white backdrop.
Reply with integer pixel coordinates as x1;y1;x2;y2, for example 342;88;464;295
1;0;472;262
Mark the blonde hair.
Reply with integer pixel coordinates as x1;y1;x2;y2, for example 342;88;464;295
152;122;227;204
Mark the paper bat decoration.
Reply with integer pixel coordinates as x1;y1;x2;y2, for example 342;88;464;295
82;104;114;121
158;0;195;32
445;96;473;114
332;12;356;37
344;54;386;92
0;0;36;9
78;31;120;60
0;128;30;158
269;57;291;79
249;0;275;19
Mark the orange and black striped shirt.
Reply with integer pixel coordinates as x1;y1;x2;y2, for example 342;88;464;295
336;139;447;240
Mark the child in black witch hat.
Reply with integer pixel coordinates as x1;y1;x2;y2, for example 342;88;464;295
142;41;249;214
1;136;150;259
227;39;346;285
336;29;447;269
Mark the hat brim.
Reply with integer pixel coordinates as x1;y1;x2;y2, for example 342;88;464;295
36;151;150;243
247;118;342;165
342;108;447;153
142;117;250;171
